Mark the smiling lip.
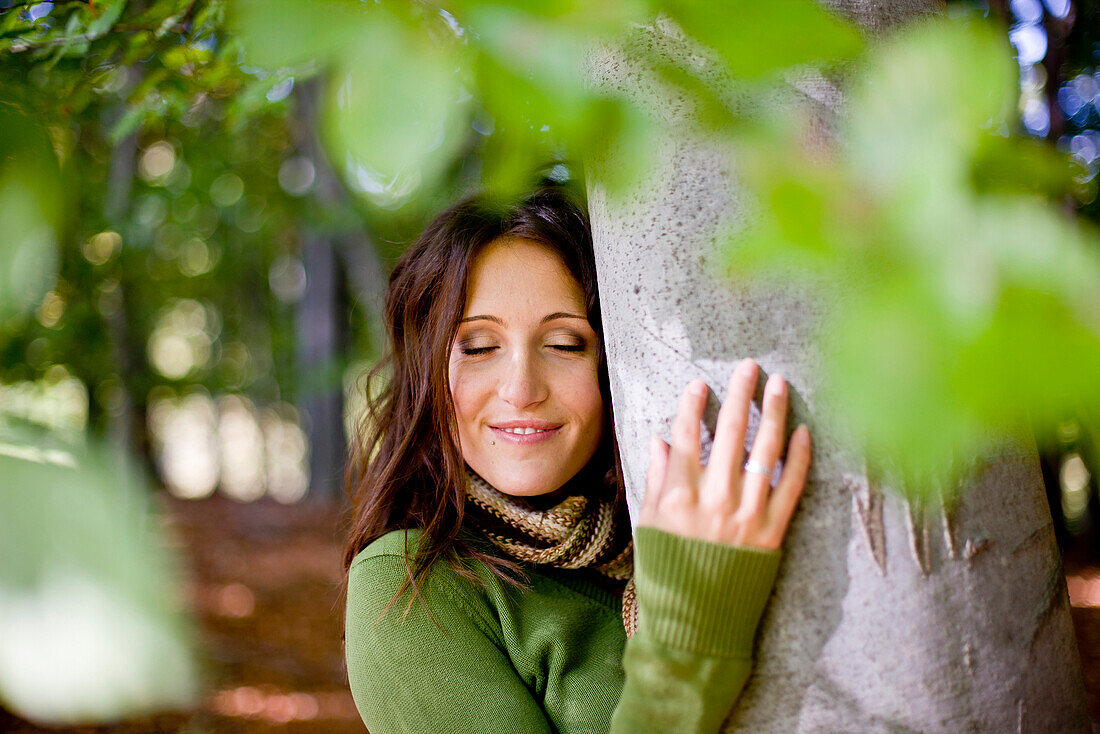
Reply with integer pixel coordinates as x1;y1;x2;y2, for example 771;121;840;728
489;421;562;445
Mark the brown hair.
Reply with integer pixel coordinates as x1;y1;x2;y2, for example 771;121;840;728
342;183;622;598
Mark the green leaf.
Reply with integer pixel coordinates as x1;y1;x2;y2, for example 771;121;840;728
971;134;1085;200
449;0;654;32
227;0;373;69
0;108;62;324
470;5;592;124
0;442;197;724
86;0;128;40
666;0;863;80
824;276;1100;495
847;19;1016;197
322;14;470;207
822;278;995;494
108;100;149;143
717;17;1100;498
469;6;660;193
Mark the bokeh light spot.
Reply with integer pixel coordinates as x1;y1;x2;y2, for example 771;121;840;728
278;157;315;196
147;299;218;379
82;231;121;266
269;255;307;303
1009;23;1047;66
1061;453;1093;532
149;390;219;499
214;583;256;618
35;290;65;328
139;141;177;183
262;406;309;504
217;395;266;502
178;238;216;277
210;173;244;208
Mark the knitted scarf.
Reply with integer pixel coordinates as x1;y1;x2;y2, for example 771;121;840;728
465;469;638;637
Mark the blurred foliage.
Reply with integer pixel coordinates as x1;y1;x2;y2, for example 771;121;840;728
230;0;1100;497
726;16;1100;492
1040;0;1100;547
0;106;61;323
225;0;868;207
0;0;319;421
238;0;1100;498
2;0;1100;721
0;0;320;722
0;437;196;724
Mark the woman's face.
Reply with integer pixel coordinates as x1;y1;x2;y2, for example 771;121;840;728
448;236;605;497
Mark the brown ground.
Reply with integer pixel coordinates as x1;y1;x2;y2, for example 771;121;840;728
1;494;1098;732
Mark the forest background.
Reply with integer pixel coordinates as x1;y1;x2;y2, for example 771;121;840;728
1;0;1100;730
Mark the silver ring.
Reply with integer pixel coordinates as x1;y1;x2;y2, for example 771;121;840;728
743;458;773;476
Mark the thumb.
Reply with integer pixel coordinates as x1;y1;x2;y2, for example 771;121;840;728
643;435;670;515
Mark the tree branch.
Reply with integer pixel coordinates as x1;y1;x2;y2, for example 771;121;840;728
5;0;204;52
0;0;90;9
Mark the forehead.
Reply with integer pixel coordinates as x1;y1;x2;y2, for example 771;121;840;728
464;237;585;314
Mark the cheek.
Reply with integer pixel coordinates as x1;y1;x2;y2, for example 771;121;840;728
563;362;605;430
448;364;486;428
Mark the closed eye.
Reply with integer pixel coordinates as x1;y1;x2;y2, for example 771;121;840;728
461;346;497;356
550;344;586;352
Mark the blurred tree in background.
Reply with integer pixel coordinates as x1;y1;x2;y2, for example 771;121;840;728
2;0;1100;726
1003;0;1100;561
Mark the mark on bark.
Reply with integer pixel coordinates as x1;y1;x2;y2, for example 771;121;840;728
636;320;696;365
844;471;886;575
964;642;975;672
1016;697;1025;734
963;537;991;560
905;495;931;575
936;472;972;562
1029;565;1068;650
940;495;957;560
1010;524;1049;559
806;672;926;734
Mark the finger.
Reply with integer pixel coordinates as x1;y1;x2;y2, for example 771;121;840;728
767;424;811;532
664;379;706;494
642;435;671;514
739;373;789;517
704;358;757;504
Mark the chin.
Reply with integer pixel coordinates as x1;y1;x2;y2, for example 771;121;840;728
488;474;565;498
471;460;572;497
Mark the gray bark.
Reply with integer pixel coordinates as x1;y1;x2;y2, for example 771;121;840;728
296;229;345;500
586;5;1091;732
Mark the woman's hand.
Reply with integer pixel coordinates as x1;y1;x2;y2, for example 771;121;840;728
639;358;811;551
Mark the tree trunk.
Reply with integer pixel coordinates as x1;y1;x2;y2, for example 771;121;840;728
101;106;156;482
293;81;355;503
296;227;346;501
586;4;1091;731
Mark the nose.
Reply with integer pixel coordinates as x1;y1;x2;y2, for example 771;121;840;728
498;349;548;409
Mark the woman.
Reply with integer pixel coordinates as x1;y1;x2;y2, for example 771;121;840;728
343;183;811;733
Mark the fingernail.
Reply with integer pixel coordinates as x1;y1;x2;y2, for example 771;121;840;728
767;374;786;396
689;380;707;397
737;358;756;377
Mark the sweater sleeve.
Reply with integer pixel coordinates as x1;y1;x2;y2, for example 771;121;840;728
610;526;781;734
345;552;554;734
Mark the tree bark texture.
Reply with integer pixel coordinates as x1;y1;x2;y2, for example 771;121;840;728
585;4;1091;731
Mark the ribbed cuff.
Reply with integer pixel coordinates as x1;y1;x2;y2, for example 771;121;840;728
633;526;781;658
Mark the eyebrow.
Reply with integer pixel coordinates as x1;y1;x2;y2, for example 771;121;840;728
459;312;588;325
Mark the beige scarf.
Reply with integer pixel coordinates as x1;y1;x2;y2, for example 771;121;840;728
465;469;638;636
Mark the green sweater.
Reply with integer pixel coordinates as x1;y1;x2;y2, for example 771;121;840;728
345;526;781;733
